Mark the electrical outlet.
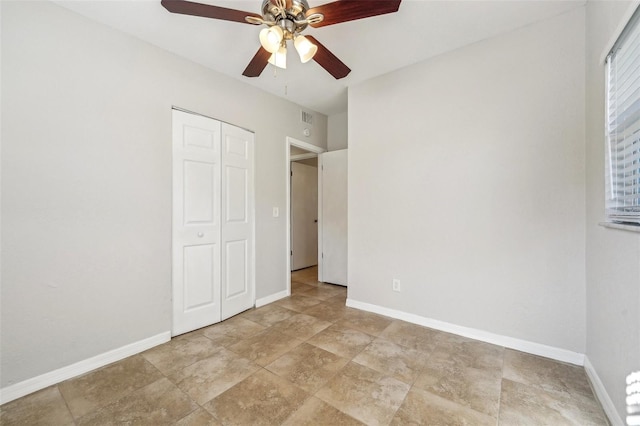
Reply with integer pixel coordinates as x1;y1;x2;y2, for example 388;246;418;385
392;279;401;292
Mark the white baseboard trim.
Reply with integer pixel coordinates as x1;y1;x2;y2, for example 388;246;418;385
0;331;171;405
255;290;289;308
584;356;623;426
346;299;585;366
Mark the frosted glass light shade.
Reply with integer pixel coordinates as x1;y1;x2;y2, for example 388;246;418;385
259;26;284;54
268;45;287;69
294;35;317;63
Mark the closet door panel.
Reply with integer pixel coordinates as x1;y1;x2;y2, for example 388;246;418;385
172;110;222;336
221;123;255;320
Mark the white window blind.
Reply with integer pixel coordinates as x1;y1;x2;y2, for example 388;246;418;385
606;6;640;224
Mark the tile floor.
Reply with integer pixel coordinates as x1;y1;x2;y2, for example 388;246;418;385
0;266;608;425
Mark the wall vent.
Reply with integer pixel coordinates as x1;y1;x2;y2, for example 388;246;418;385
301;110;313;126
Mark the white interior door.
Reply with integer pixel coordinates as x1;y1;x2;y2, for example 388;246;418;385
291;161;318;271
220;122;255;320
320;149;348;286
172;110;222;336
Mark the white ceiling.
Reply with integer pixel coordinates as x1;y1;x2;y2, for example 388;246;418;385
54;0;585;116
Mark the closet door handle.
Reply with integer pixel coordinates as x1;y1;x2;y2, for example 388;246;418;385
197;232;204;238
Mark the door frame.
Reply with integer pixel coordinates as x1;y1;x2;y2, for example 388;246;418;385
286;137;325;294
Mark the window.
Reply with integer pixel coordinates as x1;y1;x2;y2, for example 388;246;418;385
606;6;640;224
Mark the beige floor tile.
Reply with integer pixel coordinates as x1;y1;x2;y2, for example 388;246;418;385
229;328;304;366
0;386;74;426
292;281;316;294
174;408;222;426
503;349;594;399
266;342;349;393
1;298;612;426
275;294;323;312
324;283;347;294
58;354;163;419
300;284;345;301
329;292;347;303
307;324;374;359
296;278;324;286
291;266;320;285
431;329;477;347
240;304;298;327
353;337;428;384
412;339;504;417
433;337;504;371
77;378;197;425
336;309;393;336
267;313;332;340
282;396;365;426
378;320;440;353
142;333;222;375
201;315;266;347
168;347;260;405
304;300;350;323
316;361;410;426
498;378;607;425
415;359;502;418
203;369;309;426
390;387;495;426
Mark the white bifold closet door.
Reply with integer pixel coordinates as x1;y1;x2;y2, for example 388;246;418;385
172;109;254;336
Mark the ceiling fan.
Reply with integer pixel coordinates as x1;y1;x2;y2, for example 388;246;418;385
161;0;402;79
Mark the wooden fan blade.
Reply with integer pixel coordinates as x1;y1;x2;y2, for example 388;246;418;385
161;0;261;24
307;0;401;27
242;47;271;77
305;36;350;79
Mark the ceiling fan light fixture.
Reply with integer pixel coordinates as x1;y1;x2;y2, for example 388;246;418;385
259;25;283;53
268;44;287;69
163;0;402;79
294;35;317;63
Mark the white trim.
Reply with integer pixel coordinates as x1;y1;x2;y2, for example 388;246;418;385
290;153;318;162
286;137;325;154
0;332;171;405
285;137;326;294
171;106;255;134
252;134;257;309
599;221;640;233
255;290;289;308
317;153;324;283
584;356;624;426
346;299;585;366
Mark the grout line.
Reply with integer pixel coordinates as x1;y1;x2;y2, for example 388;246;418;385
57;385;78;426
495;348;507;426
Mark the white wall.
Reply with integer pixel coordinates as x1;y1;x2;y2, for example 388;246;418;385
585;1;640;422
348;9;586;353
328;111;348;151
0;1;326;388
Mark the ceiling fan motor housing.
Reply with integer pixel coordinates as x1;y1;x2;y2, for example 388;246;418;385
261;0;310;37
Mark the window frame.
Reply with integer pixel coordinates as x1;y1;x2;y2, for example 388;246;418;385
605;5;640;225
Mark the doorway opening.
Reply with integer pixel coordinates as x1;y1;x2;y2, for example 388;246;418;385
291;155;318;271
286;137;325;295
